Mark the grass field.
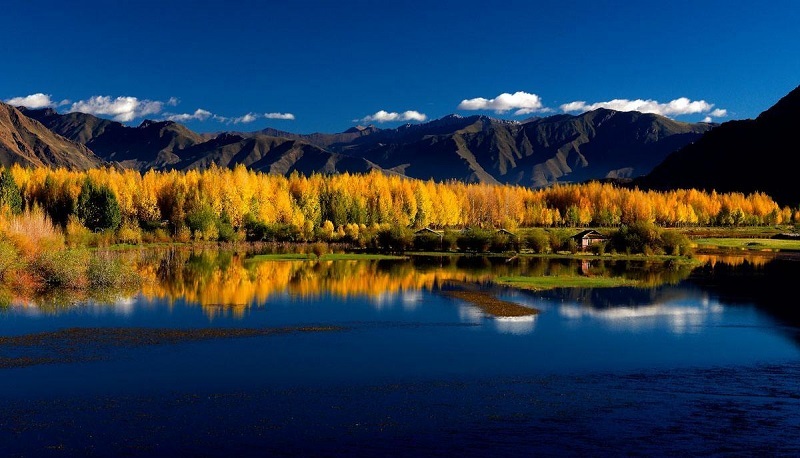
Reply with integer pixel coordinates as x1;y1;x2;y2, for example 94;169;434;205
495;275;639;291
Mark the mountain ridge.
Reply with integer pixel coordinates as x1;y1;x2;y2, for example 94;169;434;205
0;102;102;170
640;85;800;205
13;105;714;187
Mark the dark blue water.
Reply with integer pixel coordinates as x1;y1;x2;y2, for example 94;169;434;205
1;253;799;456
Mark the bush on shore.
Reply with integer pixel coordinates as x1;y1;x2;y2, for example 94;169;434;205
0;208;139;291
609;221;693;256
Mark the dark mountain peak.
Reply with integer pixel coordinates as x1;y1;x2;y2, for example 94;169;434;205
139;119;176;130
214;132;245;144
28;107;58;117
18;106;61;120
441;114;463;120
756;84;800;123
641;84;800;206
344;125;374;133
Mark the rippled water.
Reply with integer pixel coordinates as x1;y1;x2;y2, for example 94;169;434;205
1;249;798;456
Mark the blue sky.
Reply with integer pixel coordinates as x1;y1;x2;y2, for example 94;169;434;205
2;0;798;133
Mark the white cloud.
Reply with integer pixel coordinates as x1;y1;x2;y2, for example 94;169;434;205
69;96;167;122
559;97;727;119
264;112;295;120
211;111;296;124
702;116;713;123
457;91;546;115
359;110;427;123
232;113;258;124
166;108;213;122
5;93;57;109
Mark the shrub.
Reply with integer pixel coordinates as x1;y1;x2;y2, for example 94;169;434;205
32;249;89;288
186;205;217;240
310;242;328;258
65;215;93;248
661;230;693;256
548;229;572;252
456;228;492;252
319;220;336;241
441;232;458;251
116;220;143;245
489;233;513;253
76;180;122;232
608;222;692;256
567;238;580;254
589;241;606;255
216;214;238;242
174;224;192;243
0;240;19;279
2;207;64;259
525;229;550;254
243;214;270;241
376;227;414;252
413;232;443;251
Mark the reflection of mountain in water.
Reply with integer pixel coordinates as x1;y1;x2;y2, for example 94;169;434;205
687;256;800;339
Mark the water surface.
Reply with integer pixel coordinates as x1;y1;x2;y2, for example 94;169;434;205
1;250;798;455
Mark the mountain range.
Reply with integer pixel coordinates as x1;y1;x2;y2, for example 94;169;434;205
1;103;714;187
641;85;800;205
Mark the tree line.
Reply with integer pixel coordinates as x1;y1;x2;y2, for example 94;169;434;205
0;165;794;244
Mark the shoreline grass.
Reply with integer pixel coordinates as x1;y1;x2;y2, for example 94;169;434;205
694;238;800;251
245;252;408;263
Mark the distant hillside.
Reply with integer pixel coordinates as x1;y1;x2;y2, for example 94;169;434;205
21;108;382;175
174;133;384;175
334;111;713;186
256;125;381;149
21;108;205;169
0;102;101;169
641;85;800;206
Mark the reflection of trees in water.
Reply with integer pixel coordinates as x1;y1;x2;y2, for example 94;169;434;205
136;250;512;318
134;251;705;318
11;248;790;327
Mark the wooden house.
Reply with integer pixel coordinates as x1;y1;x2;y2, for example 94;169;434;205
571;229;608;249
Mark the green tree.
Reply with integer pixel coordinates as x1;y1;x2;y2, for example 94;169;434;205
76;180;122;231
0;169;22;214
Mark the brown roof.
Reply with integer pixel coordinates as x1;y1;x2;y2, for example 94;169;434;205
572;229;608;240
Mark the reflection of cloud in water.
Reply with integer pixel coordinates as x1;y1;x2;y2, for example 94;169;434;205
369;291;396;310
494;315;537;335
401;291;422;311
458;305;484;324
559;295;724;334
457;305;537;335
104;296;136;316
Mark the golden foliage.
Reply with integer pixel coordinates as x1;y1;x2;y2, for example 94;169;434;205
2;164;793;235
